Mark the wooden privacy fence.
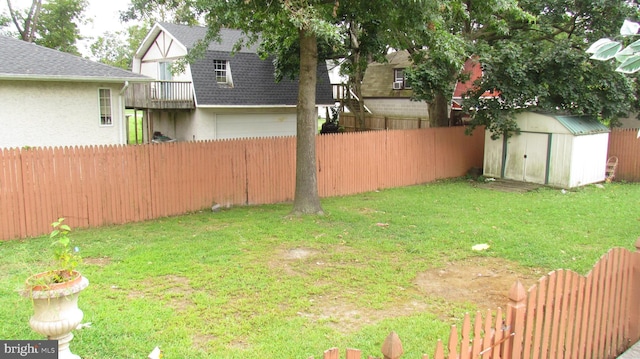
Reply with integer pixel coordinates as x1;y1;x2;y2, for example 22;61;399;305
0;127;485;240
315;240;640;359
608;128;640;182
340;114;430;131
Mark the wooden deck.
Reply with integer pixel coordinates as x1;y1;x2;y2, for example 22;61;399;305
124;81;194;109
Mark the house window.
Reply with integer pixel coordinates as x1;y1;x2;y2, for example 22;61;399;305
393;68;411;89
214;60;228;83
99;88;112;126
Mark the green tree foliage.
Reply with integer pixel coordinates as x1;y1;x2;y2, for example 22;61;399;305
3;0;87;54
119;0;199;25
90;25;149;70
406;0;534;127
35;0;87;54
462;0;640;136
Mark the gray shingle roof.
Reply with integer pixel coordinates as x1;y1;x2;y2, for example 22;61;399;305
191;51;333;106
153;22;334;106
0;35;151;82
157;22;259;53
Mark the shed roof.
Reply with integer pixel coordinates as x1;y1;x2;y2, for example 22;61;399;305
554;115;610;135
0;35;151;83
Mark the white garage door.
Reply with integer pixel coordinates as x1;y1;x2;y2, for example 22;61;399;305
216;114;297;139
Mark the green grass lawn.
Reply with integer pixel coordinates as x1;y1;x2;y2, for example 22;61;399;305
126;110;144;144
1;180;638;358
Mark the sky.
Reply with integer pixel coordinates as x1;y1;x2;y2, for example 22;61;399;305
1;0;134;56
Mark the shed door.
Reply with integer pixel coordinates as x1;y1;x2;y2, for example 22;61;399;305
503;132;549;184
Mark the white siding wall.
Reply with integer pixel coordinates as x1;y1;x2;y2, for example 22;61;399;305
0;81;125;149
569;133;608;187
483;135;504;178
363;98;428;118
547;133;573;188
172;108;297;141
216;113;296;139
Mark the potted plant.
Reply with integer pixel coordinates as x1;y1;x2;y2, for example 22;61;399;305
24;218;89;359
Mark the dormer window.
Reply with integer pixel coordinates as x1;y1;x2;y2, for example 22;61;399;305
393;68;411;90
214;60;232;85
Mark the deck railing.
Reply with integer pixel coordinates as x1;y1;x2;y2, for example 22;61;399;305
125;81;194;109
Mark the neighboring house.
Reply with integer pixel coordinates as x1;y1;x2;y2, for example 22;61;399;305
0;35;152;149
359;50;427;119
450;57;500;125
357;53;500;121
128;22;334;141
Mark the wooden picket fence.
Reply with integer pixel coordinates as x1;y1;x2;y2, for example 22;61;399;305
315;239;640;359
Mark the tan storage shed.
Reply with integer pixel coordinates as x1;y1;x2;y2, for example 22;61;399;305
483;112;610;188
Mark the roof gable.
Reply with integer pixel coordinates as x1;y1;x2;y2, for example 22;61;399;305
0;35;150;82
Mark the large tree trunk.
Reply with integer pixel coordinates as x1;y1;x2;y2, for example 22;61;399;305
428;92;450;127
291;29;323;215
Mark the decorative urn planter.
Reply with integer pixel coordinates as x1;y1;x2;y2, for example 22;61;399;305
25;270;89;359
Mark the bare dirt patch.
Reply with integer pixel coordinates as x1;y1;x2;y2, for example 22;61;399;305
414;256;542;312
276;247;542;333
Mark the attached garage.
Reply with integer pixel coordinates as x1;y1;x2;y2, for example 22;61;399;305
483;112;610;188
216;113;296;139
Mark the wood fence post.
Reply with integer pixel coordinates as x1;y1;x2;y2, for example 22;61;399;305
381;332;403;359
506;281;527;359
628;238;640;343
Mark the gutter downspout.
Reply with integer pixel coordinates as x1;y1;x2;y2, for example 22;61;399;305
119;81;130;145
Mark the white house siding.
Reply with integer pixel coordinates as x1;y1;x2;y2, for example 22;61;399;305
0;81;125;149
216;113;297;139
568;133;608;187
363;98;428;118
172;108;297;141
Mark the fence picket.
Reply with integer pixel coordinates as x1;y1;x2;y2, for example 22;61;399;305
491;307;503;359
549;270;564;359
460;314;471;359
447;325;457;359
472;311;483;357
